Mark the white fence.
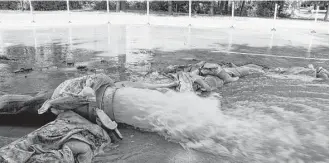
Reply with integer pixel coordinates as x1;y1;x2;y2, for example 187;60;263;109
0;0;327;33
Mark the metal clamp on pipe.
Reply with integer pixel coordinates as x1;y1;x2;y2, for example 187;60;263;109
75;84;123;140
97;84;122;140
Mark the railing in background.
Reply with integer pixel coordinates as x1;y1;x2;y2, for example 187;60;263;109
0;0;326;33
21;0;284;31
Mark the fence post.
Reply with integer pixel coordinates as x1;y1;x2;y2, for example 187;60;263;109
188;0;192;26
230;1;234;28
107;0;110;23
311;6;319;33
271;3;278;31
67;0;71;23
147;0;150;25
29;0;35;23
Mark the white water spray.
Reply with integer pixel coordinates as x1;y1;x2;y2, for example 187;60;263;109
111;87;328;162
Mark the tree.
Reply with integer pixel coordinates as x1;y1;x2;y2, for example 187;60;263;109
120;1;126;11
240;0;246;16
116;1;120;12
168;1;173;15
224;1;228;15
210;1;215;15
324;2;329;21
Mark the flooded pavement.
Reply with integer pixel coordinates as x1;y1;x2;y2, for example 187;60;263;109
0;24;328;163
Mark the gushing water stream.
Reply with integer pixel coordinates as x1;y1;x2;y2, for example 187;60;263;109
112;76;328;163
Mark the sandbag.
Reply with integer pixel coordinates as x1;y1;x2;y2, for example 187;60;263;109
0;111;111;163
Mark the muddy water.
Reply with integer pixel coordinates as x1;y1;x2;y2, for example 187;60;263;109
0;24;328;163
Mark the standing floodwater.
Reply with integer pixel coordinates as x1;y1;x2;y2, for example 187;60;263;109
0;24;328;163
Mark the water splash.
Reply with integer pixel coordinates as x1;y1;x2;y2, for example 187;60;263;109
113;85;328;163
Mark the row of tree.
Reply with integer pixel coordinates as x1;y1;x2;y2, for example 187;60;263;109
0;1;328;20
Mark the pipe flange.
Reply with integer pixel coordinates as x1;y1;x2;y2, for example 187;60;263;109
101;86;118;122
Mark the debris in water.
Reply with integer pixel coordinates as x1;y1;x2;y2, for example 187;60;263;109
0;55;17;61
76;65;88;71
101;59;107;63
14;67;33;73
0;55;10;60
89;68;96;73
66;59;75;66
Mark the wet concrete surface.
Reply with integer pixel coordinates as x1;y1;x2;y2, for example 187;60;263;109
0;24;328;163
